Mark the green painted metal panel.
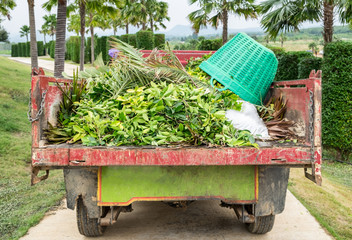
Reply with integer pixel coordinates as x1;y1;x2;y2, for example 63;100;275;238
99;166;256;205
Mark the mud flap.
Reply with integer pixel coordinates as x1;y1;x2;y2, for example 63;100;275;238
64;168;100;218
255;166;290;216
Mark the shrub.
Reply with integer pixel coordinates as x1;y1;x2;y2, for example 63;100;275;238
70;37;80;63
20;42;26;57
297;57;322;79
37;41;44;56
97;36;108;63
120;34;129;43
197;39;222;50
50;40;56;58
136;30;154;50
154;34;165;49
26;42;30;57
322;41;352;161
275;51;313;81
266;45;285;56
11;44;17;57
128;34;137;48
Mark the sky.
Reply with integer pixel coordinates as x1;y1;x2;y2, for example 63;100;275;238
1;0;321;43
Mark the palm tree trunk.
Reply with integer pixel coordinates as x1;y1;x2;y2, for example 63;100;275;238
27;0;38;69
150;14;154;32
113;28;116;36
222;7;228;45
79;0;86;71
26;35;29;42
142;22;146;30
54;0;67;78
126;22;129;34
323;2;334;43
90;27;95;65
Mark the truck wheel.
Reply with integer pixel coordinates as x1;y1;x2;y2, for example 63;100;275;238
76;197;106;237
246;215;275;234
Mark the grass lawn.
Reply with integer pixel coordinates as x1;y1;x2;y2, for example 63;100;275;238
289;162;352;240
0;56;65;240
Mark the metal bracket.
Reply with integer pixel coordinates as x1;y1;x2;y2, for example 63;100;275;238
31;167;49;185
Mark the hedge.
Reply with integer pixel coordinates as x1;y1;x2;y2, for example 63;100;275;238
154;34;165;49
97;36;108;63
49;40;55;58
37;41;44;56
20;43;26;57
120;34;129;43
70;37;80;63
11;44;18;57
266;45;285;56
297;57;322;79
275;51;313;81
128;34;137;48
136;31;154;50
197;39;222;50
322;41;352;160
26;42;30;57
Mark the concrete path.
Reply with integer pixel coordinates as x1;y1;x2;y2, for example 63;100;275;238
20;191;331;240
8;57;80;75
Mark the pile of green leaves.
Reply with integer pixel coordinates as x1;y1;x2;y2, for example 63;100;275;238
49;40;257;147
58;81;256;147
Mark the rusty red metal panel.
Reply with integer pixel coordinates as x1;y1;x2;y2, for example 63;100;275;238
32;147;69;166
32;146;311;167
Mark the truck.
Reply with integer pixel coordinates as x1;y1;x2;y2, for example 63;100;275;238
29;54;322;237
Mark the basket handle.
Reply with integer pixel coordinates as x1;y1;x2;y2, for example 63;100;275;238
210;77;228;91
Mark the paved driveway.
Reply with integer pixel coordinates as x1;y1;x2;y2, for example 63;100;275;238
21;191;331;240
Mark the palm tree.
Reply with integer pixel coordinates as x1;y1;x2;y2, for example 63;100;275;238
119;0;140;34
27;0;38;69
67;12;81;35
20;25;30;42
308;42;317;55
279;32;287;48
43;14;57;41
43;0;68;78
148;0;169;32
188;0;257;45
0;0;16;20
39;24;50;45
260;0;352;43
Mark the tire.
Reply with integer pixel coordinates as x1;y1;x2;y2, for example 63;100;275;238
76;197;106;237
246;215;275;234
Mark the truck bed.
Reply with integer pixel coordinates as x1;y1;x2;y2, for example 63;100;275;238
30;69;322;184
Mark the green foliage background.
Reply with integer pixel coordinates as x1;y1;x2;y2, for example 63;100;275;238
322;41;352;160
136;30;154;50
298;57;322;79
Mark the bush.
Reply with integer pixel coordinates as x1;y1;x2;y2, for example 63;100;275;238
297;57;322;79
120;34;129;43
128;34;137;48
20;42;26;57
266;45;285;56
50;40;55;59
197;39;222;50
37;41;44;56
26;42;30;57
154;34;165;49
11;44;17;57
70;37;80;63
322;41;352;161
97;36;108;63
275;51;313;81
136;30;154;50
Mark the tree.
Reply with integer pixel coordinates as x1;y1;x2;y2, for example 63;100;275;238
67;12;81;35
0;0;16;20
27;0;38;69
43;0;68;77
308;42;318;55
20;25;30;42
279;32;287;47
39;24;50;45
0;27;9;42
43;14;57;40
188;0;257;45
259;0;352;43
146;0;169;32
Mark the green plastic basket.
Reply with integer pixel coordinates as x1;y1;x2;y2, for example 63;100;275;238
200;33;278;105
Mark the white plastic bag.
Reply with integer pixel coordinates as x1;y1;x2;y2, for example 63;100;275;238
226;101;270;140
